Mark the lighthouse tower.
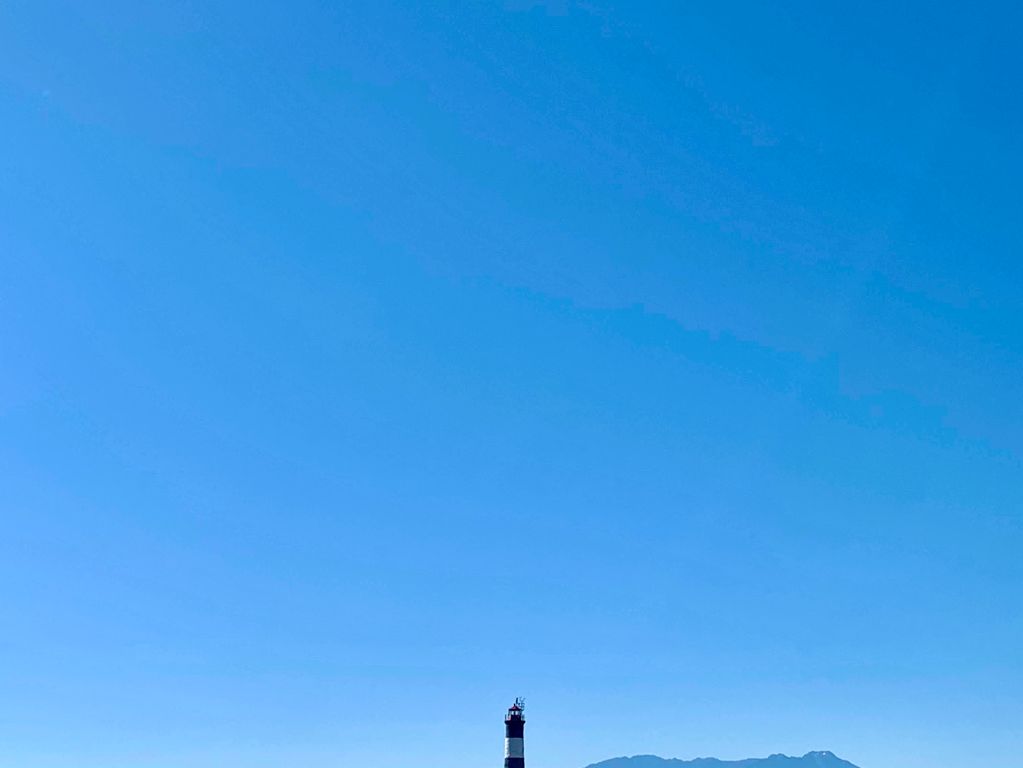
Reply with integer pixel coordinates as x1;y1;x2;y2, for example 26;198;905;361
504;698;525;768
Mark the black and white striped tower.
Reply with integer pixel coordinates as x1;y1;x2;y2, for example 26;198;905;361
504;698;525;768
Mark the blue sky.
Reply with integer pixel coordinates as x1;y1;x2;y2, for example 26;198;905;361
1;2;1022;767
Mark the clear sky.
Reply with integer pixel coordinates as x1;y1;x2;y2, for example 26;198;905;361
1;2;1021;768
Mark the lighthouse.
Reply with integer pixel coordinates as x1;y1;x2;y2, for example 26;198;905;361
504;698;525;768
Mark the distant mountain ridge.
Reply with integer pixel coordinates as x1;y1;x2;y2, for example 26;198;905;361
586;752;859;768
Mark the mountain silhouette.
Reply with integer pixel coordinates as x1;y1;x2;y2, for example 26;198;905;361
586;752;859;768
